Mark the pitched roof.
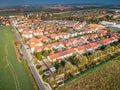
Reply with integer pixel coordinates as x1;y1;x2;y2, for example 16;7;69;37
77;45;85;51
89;24;105;29
38;35;49;41
29;38;43;48
50;34;58;38
73;25;81;30
29;38;40;43
49;48;76;60
90;42;98;48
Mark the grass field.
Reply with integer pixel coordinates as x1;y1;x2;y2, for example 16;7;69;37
0;26;34;90
58;56;120;90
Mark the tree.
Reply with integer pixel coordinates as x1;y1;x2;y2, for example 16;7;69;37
39;69;43;75
35;52;42;60
60;60;66;67
100;45;106;50
33;58;38;64
42;50;51;57
36;65;41;69
68;53;80;66
64;72;73;81
57;66;65;75
65;62;73;72
42;50;49;57
54;61;61;70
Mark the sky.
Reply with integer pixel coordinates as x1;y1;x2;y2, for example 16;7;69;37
1;0;120;7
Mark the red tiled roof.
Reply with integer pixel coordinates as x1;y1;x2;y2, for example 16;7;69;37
49;48;76;60
21;29;32;34
34;46;42;52
83;28;91;31
103;38;111;43
77;45;85;51
73;25;81;30
50;34;58;38
84;44;91;49
38;35;49;41
29;38;40;43
58;32;69;36
29;38;43;48
90;34;98;37
97;38;111;45
89;24;105;29
90;42;98;48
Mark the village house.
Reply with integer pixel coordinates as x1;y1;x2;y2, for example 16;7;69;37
21;29;33;39
38;35;50;42
16;25;27;32
50;33;59;40
28;38;43;53
33;28;44;36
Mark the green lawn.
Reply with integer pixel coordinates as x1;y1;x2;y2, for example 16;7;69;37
0;26;34;90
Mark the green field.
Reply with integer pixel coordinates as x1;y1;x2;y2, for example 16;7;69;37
58;56;120;90
0;26;34;90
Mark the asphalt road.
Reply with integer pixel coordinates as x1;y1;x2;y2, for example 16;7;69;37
11;22;46;90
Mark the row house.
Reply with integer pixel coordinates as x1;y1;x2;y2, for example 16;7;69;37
68;29;85;37
96;36;120;46
77;30;85;36
48;42;98;62
83;28;93;34
110;36;120;42
99;38;111;45
68;30;78;37
33;37;83;53
46;43;65;50
59;32;70;39
47;36;120;62
48;48;76;62
77;42;98;54
76;45;85;54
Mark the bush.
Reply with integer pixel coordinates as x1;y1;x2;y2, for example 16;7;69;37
33;58;38;64
36;65;41;69
65;72;73;81
39;69;43;75
34;52;42;60
60;60;66;67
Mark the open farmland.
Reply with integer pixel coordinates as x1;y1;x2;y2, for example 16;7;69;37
0;26;34;90
58;56;120;90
